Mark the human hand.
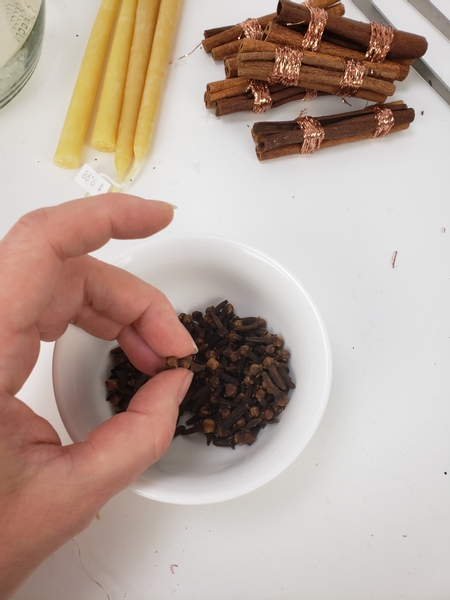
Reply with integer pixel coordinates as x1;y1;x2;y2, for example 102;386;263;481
0;194;195;598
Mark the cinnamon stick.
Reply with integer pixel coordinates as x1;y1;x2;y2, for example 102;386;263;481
276;0;428;59
256;123;411;160
238;39;400;82
212;85;327;116
202;14;275;54
264;22;411;81
252;101;414;142
252;101;408;135
206;77;250;102
224;54;238;78
212;40;242;62
252;101;415;160
237;54;395;103
203;25;232;39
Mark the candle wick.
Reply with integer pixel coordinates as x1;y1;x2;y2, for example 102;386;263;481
97;172;127;193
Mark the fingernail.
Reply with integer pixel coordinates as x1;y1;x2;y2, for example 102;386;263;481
168;203;178;210
191;340;199;354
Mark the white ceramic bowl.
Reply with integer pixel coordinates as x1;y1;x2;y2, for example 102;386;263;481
53;235;332;505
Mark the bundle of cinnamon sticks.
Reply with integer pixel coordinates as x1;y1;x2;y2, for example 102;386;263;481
203;0;428;116
252;100;415;160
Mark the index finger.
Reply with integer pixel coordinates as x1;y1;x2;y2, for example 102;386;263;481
0;194;174;332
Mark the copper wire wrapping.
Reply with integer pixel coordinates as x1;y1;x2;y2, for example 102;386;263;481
302;6;328;52
270;46;304;87
296;113;325;154
373;104;395;137
338;59;365;97
304;89;318;101
240;18;264;40
365;22;395;63
247;79;273;113
240;20;271;114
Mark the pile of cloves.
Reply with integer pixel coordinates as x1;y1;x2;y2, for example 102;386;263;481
105;300;295;449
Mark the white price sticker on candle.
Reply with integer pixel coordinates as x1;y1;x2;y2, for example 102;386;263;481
75;164;112;196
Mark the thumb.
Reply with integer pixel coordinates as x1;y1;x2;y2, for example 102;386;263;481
79;368;193;496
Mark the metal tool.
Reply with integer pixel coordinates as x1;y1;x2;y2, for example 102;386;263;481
352;0;450;106
407;0;450;43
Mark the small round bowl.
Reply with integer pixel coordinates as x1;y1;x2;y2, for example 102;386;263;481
53;235;332;504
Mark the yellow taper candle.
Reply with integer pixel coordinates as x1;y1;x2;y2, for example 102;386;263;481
133;0;183;167
115;0;161;181
91;0;138;152
53;0;120;169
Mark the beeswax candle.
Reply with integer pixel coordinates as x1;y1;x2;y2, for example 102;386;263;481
53;0;120;169
133;0;183;166
115;0;161;181
91;0;138;152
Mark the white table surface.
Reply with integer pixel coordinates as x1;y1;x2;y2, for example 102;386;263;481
2;1;449;598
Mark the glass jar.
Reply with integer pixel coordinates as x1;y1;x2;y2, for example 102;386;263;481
0;0;45;109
